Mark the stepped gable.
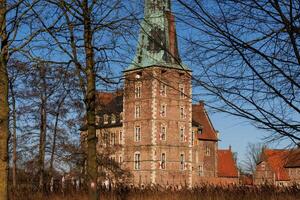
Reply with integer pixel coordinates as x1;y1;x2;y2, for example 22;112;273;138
259;149;290;181
192;101;218;141
217;148;239;178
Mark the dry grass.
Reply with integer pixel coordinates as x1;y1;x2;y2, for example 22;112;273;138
9;185;300;200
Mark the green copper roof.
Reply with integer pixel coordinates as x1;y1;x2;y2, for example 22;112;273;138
126;0;190;71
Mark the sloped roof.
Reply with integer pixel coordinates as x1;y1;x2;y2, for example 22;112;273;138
192;102;218;141
217;149;239;178
261;149;290;181
96;91;123;115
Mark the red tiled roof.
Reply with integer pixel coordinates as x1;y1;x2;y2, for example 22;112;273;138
192;102;218;141
262;149;290;181
217;149;239;178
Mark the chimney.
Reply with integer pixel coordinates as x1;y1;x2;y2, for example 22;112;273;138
229;145;232;151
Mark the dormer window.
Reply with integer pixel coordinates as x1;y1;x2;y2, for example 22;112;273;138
111;114;116;124
103;114;109;124
198;125;203;134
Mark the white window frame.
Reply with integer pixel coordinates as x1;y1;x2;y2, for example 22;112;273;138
134;152;141;170
180;106;185;119
198;163;204;176
135;82;141;98
160;83;167;96
161;153;166;170
135;104;141;119
160;104;167;117
205;146;211;156
119;130;123;145
179;84;185;99
180;127;185;142
180;153;185;171
160;125;167;141
135;125;141;142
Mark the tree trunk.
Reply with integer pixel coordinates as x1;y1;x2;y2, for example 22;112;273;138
0;0;9;198
38;66;47;193
83;0;98;199
9;80;17;189
49;112;59;178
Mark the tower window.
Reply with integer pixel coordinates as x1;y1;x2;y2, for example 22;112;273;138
134;152;141;170
179;84;185;99
161;153;166;169
205;146;211;156
180;127;185;142
160;104;166;117
192;131;194;146
135;105;141;118
135;125;141;142
160;125;166;141
180;153;185;170
135;82;141;98
180;107;185;119
198;164;204;176
160;83;167;96
111;132;116;145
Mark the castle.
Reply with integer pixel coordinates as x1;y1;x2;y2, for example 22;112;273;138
81;0;238;187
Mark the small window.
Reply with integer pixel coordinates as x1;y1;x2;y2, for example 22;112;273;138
135;105;141;118
179;84;185;99
198;164;204;176
180;107;185;119
160;104;166;117
180;127;185;142
96;115;100;125
180;153;185;170
134;152;141;170
119;156;123;163
135;125;141;142
120;112;123;122
205;146;211;156
161;153;166;169
103;114;109;124
192;131;194;146
135;82;141;98
111;132;116;145
119;131;122;144
111;114;116;124
261;162;265;170
161;125;166;141
160;83;167;96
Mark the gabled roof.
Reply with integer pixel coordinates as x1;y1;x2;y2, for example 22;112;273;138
259;148;300;181
217;148;239;178
96;91;123;115
192;102;218;141
260;149;290;181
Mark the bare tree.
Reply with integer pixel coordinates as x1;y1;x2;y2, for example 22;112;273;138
242;143;265;174
175;0;300;145
0;0;41;198
29;0;136;199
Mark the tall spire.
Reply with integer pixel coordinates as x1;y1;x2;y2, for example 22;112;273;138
127;0;188;71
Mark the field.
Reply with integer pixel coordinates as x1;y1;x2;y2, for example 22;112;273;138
9;185;300;200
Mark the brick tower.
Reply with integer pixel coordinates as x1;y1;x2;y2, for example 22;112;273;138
123;0;193;186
